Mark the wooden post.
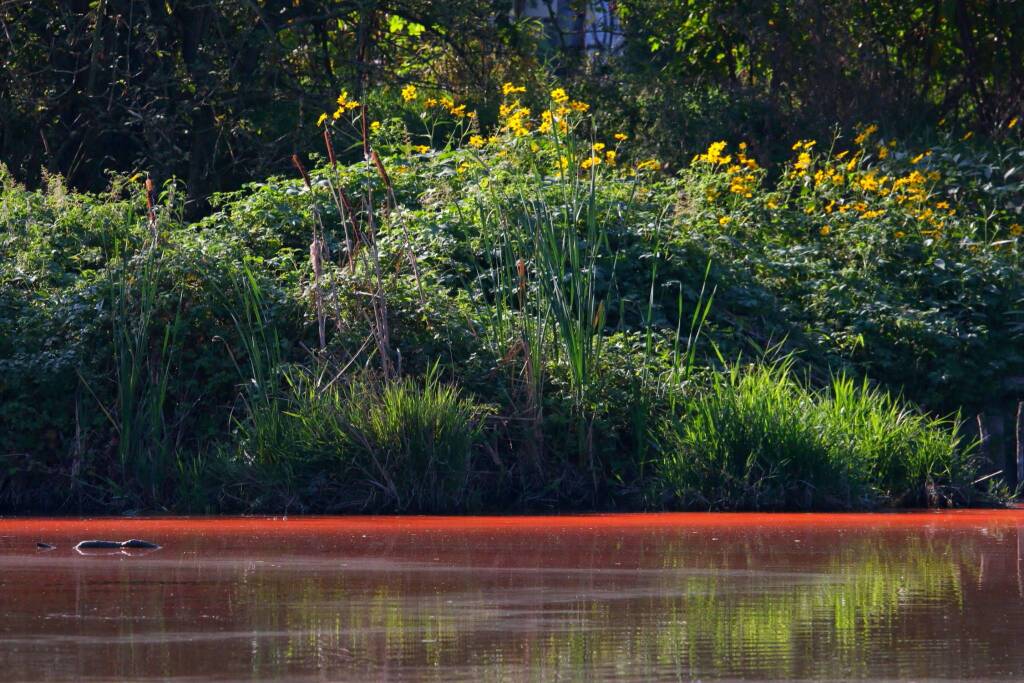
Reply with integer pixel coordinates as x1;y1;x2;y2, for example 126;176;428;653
1017;401;1024;490
977;410;1008;483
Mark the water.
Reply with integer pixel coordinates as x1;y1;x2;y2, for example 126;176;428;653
1;512;1023;681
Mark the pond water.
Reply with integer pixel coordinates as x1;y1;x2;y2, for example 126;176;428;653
1;512;1024;681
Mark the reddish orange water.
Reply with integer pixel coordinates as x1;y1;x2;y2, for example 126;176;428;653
2;511;1024;681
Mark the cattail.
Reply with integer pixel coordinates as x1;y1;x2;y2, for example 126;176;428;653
144;178;156;223
323;128;336;167
516;257;527;301
370;149;392;192
291;154;312;189
309;239;323;279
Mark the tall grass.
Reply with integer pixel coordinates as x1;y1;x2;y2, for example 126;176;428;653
78;213;182;504
234;362;487;511
657;359;977;510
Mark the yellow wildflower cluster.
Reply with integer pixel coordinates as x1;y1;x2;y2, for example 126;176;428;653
401;84;417;102
724;147;760;196
316;89;361;126
422;94;469;119
333;90;360;118
636;158;661;172
500;99;531;137
502;82;526;95
693;140;731;165
854;124;878;146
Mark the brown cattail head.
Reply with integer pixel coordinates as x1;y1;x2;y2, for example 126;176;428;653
310;238;323;279
516;258;527;298
144;178;156;222
370;150;392;193
291;154;312;189
323;128;336;167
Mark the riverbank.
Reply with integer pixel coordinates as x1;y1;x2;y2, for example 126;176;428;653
2;88;1022;514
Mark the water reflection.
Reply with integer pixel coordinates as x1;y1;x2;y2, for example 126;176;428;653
1;513;1023;681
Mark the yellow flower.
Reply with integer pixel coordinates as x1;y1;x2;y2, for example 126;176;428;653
502;82;526;95
962;131;974;141
605;150;616;166
550;88;569;104
592;142;606;153
581;155;602;170
424;97;438;108
401;84;417;102
1010;117;1019;129
894;230;906;239
569;100;589;112
718;216;732;226
820;225;831;236
767;199;779;210
636;158;660;172
695;141;730;165
854;124;878;146
935;201;949;210
370;120;381;132
413;144;430;154
614;133;628;142
877;145;889;160
538;110;553;134
448;104;467;118
316;112;328;126
336;90;360;111
794;152;812;171
469;135;486;148
332;109;342;120
1010;223;1023;236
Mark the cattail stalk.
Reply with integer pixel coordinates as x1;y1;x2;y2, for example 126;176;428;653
292;154;327;352
145;178;157;243
371;149;424;307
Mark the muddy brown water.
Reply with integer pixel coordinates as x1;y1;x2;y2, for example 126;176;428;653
2;512;1024;681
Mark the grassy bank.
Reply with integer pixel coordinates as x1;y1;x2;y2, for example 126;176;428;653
2;85;1021;513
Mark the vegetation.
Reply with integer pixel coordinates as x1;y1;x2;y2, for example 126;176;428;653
1;2;1022;513
3;72;1020;513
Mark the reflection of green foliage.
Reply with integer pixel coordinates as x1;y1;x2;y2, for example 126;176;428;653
199;532;977;680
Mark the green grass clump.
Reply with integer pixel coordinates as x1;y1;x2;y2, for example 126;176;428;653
657;360;975;510
236;365;489;512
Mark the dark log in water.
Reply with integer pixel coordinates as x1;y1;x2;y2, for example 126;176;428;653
74;539;160;550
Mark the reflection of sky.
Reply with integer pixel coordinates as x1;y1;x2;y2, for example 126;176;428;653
1;513;1023;681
